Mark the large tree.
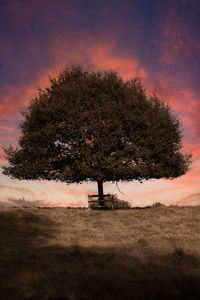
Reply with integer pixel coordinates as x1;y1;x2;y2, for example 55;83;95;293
2;65;191;206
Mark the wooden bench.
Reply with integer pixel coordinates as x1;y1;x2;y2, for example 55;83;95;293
88;194;114;209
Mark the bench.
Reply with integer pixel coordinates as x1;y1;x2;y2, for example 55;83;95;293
88;194;114;209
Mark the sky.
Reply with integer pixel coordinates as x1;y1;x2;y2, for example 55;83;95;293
0;0;200;207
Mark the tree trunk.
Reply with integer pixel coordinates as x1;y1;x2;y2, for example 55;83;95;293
97;181;104;206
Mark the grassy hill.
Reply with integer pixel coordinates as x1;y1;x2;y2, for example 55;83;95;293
0;205;200;299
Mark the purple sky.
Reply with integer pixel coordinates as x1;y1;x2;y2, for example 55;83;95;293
0;0;200;207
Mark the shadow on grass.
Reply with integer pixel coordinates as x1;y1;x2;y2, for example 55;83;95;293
0;209;200;300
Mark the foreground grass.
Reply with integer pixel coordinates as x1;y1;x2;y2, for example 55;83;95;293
0;205;200;299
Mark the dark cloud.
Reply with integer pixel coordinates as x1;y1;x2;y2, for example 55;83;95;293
0;183;36;196
0;197;82;208
7;197;49;207
0;197;49;207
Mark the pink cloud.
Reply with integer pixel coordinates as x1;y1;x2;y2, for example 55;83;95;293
0;65;58;135
171;160;200;189
172;193;200;206
49;201;83;207
143;73;200;158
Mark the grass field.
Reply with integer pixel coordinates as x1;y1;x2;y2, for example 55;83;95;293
0;205;200;299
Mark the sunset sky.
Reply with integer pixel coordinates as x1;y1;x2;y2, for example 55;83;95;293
0;0;200;207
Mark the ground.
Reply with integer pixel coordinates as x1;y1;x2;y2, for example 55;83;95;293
0;205;200;299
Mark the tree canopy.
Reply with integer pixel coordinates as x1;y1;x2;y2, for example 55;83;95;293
2;65;191;200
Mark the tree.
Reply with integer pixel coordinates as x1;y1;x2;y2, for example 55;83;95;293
2;65;191;206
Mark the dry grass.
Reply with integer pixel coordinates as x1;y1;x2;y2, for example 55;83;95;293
0;205;200;299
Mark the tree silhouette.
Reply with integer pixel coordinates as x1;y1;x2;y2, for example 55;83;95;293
2;65;191;206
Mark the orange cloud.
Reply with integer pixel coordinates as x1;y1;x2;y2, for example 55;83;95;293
183;144;200;162
88;44;148;80
49;34;148;80
0;151;7;162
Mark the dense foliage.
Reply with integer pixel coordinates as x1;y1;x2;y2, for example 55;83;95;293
2;65;191;188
